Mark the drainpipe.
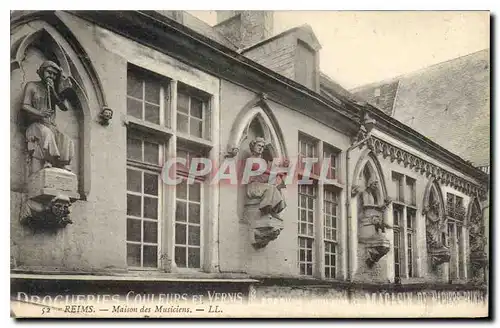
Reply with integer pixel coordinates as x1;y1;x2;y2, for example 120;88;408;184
345;114;376;282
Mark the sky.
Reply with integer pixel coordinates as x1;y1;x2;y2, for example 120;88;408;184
188;11;489;89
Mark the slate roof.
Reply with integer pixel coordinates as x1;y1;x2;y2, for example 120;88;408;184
352;49;490;167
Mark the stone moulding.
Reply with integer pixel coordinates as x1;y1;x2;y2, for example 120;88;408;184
366;137;487;199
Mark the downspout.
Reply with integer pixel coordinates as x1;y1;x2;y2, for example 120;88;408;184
345;113;376;282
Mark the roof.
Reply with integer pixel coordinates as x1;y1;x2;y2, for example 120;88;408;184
352;49;490;167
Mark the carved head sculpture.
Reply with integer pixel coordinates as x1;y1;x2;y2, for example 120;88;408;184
226;146;239;158
366;178;379;193
249;137;267;157
99;107;114;126
36;60;62;86
49;195;71;218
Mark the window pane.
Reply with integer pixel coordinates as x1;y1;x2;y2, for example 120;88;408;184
127;137;142;161
176;201;187;222
188;203;200;224
127;194;141;217
143;197;158;219
177;180;188;200
127;243;141;267
143;245;157;268
188;225;201;246
175;246;186;268
143;173;158;195
127;97;143;119
127;73;143;99
175;223;187;245
143;221;158;243
177;114;189;133
145;79;160;104
143;141;159;164
145;103;160;125
177;92;190;114
126;219;141;242
190;97;203;119
188;247;200;268
127;169;142;192
189;183;201;202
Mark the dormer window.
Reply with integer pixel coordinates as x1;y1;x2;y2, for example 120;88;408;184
295;40;317;90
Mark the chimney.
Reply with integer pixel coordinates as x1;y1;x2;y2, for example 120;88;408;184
214;11;274;49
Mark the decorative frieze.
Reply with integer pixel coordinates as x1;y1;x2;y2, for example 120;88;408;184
366;137;487;199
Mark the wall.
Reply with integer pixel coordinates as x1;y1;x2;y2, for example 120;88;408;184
243;33;297;80
218;78;351;278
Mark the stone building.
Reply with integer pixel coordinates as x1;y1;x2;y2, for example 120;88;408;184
10;10;489;313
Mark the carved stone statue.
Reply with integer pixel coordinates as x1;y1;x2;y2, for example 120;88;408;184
247;137;287;219
469;209;487;271
356;173;391;268
424;197;450;267
244;137;287;249
20;194;73;229
22;60;75;174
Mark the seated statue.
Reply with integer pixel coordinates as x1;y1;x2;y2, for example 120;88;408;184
246;137;287;219
22;60;74;174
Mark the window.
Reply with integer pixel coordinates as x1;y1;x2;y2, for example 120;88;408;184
323;144;340;180
298;184;316;276
297;133;343;279
324;188;339;279
126;133;163;268
392;172;404;203
393;204;403;279
175;178;202;269
446;193;466;280
406;208;416;277
125;64;214;272
127;66;169;126
406;177;416;206
391;171;418;279
298;134;319;176
177;84;209;139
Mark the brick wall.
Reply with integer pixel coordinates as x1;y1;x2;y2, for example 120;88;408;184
243;33;297;80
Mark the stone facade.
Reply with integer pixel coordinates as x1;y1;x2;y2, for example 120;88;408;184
10;11;489;307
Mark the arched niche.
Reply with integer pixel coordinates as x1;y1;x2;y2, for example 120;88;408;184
422;178;450;267
467;196;487;273
226;95;288;160
11;19;108;199
351;150;392;268
352;150;388;206
422;178;446;217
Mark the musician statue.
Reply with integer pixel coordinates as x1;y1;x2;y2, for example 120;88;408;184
21;60;74;174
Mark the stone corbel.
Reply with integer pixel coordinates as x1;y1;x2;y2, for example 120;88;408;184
244;199;284;249
20;167;79;231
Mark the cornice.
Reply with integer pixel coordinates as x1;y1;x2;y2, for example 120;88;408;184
366;136;487;200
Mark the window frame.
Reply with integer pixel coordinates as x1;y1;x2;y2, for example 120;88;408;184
391;171;418;280
126;132;165;270
297;132;344;280
124;63;217;273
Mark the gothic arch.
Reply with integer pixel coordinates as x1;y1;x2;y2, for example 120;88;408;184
352;149;388;204
422;178;445;216
466;197;482;226
11;16;108;199
226;94;288;159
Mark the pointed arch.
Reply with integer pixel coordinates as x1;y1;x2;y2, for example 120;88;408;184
227;94;288;159
467;196;482;226
352;149;388;204
11;16;108;199
422;178;445;216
